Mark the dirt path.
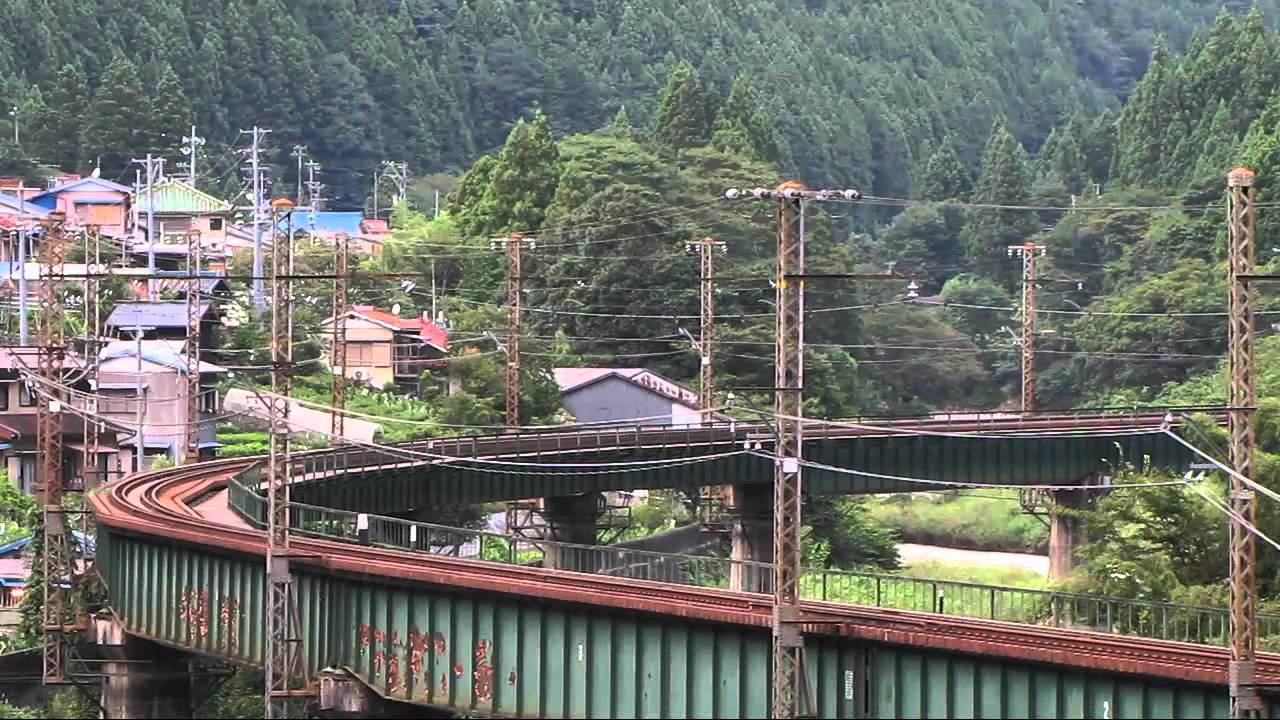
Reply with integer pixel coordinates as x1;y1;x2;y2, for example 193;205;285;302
898;543;1049;575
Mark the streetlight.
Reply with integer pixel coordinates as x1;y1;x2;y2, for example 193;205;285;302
8;105;17;146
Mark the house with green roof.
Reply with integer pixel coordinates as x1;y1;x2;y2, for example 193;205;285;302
132;179;234;271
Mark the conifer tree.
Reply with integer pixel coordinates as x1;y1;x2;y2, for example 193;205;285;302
81;55;147;178
1192;100;1238;181
653;62;716;150
146;62;191;158
918;137;972;201
35;63;88;172
961;117;1037;288
711;75;778;161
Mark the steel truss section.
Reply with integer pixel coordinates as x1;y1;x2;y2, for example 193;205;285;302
1226;168;1263;719
38;211;70;684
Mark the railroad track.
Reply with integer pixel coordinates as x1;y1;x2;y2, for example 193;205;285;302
90;410;1260;688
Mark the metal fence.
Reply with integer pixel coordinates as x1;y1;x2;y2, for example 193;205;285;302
226;476;1280;648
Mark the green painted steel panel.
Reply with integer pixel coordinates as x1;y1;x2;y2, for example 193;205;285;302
101;526;1249;719
289;432;1194;514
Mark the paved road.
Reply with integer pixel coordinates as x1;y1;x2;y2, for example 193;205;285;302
898;543;1049;575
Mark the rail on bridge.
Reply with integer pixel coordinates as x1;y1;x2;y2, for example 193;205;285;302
280;410;1206;514
88;410;1263;720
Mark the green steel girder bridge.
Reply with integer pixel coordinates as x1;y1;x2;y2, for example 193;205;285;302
287;412;1199;514
86;410;1275;719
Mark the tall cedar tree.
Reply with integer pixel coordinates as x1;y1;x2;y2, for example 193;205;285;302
961;118;1037;289
147;63;191;158
653;62;716;150
81;55;148;179
36;64;89;172
712;75;778;162
453;112;561;238
918;138;972;201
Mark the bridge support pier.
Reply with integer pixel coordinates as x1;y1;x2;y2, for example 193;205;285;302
316;668;432;718
1048;489;1088;581
729;484;773;593
542;493;601;572
93;613;194;719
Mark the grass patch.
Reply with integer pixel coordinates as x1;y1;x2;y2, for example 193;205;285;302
902;559;1047;590
864;490;1048;553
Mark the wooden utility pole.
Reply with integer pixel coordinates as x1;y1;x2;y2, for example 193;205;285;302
1227;167;1263;719
183;230;203;464
493;233;535;428
1008;241;1045;414
37;211;69;685
265;198;302;719
330;232;350;441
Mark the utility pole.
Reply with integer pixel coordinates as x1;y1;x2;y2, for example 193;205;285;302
685;236;725;424
304;161;323;228
265;197;301;719
82;226;101;492
771;183;807;720
492;233;535;427
37;211;68;685
183;229;202;465
134;325;145;473
330;232;349;441
291;145;307;205
132;154;164;300
1008;240;1046;414
1227;166;1263;719
724;184;860;719
17;181;28;344
181;125;205;187
375;161;409;219
240;126;271;316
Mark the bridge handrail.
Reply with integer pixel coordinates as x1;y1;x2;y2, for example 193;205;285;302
225;474;1279;647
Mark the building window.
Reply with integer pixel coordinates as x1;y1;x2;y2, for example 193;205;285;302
18;455;35;494
347;342;377;365
18;382;33;407
209;217;224;231
0;382;9;411
200;387;219;414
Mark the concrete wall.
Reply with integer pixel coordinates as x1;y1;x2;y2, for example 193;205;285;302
562;375;676;425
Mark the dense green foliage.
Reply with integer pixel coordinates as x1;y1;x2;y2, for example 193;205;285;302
0;0;1268;207
865;491;1049;554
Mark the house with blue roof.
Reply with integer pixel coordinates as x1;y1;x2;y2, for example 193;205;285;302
28;176;133;236
299;211;389;254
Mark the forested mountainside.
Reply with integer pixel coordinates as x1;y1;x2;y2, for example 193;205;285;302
0;0;1271;208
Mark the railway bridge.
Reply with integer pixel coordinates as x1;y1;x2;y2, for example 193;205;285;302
86;410;1276;718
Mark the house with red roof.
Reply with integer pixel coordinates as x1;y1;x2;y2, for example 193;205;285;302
318;305;449;389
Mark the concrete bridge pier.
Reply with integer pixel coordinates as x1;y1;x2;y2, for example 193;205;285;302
316;669;445;718
729;483;773;593
542;493;602;572
93;612;193;719
1048;488;1089;581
